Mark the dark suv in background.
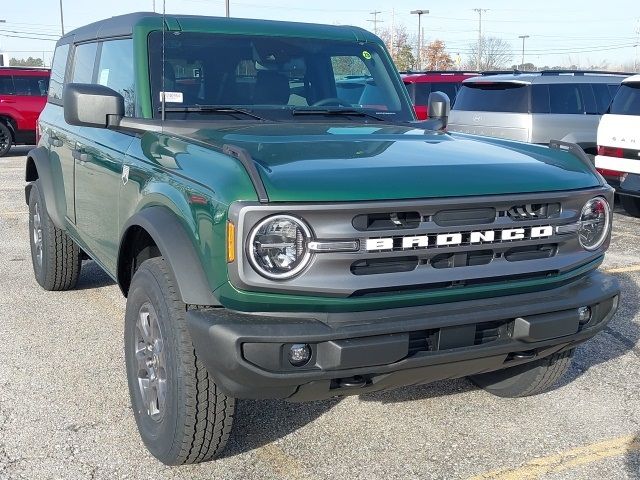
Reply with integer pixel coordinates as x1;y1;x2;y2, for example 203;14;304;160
448;71;627;157
0;67;50;156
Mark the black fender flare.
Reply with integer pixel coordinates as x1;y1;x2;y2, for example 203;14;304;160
25;146;66;229
118;206;218;306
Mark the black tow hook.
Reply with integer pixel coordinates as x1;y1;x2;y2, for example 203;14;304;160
507;350;537;361
336;375;368;388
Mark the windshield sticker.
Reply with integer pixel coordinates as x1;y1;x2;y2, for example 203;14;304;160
362;51;372;60
160;91;184;103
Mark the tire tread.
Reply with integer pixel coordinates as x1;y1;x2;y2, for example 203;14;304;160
140;258;234;465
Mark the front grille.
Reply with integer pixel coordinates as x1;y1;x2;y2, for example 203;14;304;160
350;270;559;297
231;188;607;297
507;203;561;221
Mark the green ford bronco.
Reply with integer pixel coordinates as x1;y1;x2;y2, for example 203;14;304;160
26;12;620;465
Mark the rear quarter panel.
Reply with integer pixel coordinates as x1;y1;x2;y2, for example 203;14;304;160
530;113;601;150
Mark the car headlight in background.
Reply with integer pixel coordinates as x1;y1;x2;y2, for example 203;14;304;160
578;197;611;251
248;215;312;279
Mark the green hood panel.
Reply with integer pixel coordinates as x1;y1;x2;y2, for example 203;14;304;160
188;123;600;202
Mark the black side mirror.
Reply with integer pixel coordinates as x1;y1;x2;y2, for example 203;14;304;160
426;91;451;131
63;83;124;128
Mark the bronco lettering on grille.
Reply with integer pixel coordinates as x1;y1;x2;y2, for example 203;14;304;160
365;226;553;252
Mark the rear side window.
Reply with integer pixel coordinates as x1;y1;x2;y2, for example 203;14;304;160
592;83;615;114
453;83;529;113
96;39;135;116
413;83;431;105
548;84;583;114
48;44;70;104
430;82;459;105
72;42;98;83
609;83;640;115
13;76;49;96
409;82;460;106
0;76;14;95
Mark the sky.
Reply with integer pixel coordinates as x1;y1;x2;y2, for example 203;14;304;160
1;0;639;69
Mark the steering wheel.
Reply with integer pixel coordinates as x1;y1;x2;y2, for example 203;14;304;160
312;98;352;107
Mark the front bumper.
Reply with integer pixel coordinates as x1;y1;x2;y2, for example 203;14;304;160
187;271;619;401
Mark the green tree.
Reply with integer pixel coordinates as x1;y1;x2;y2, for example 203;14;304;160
9;57;44;67
379;24;416;71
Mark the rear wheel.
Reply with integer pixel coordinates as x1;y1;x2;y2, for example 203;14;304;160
621;195;640;218
469;349;574;398
28;180;82;290
125;257;235;465
0;122;13;157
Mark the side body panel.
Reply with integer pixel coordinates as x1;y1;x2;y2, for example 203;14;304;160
38;104;80;224
74;128;134;272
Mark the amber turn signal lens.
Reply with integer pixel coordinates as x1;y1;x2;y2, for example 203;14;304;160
227;221;236;263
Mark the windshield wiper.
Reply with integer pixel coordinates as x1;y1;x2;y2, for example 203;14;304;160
291;108;387;122
159;105;270;121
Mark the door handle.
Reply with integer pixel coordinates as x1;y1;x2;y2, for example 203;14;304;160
0;99;16;104
72;149;89;163
48;135;63;148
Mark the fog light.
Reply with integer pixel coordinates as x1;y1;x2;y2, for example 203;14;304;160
288;344;311;367
578;306;592;324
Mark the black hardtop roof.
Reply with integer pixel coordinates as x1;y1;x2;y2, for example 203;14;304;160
59;12;375;45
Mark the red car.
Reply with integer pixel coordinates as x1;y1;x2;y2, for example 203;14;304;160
0;67;50;156
401;71;480;120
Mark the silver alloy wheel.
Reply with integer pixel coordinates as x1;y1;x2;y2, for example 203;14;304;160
135;302;167;422
32;202;43;267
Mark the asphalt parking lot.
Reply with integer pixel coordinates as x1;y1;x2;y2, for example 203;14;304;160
1;146;640;480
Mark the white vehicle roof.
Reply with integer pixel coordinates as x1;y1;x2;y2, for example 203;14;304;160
622;74;640;84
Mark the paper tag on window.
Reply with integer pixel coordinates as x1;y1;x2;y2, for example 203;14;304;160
160;91;183;103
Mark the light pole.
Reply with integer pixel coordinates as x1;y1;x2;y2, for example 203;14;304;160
59;0;65;35
473;8;488;70
518;35;530;70
410;9;429;71
226;0;230;17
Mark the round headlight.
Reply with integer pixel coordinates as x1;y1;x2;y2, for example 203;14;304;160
578;197;610;251
248;215;312;279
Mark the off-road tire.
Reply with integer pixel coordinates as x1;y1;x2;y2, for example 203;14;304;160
28;180;82;290
0;122;13;157
125;257;235;465
621;195;640;218
469;349;574;398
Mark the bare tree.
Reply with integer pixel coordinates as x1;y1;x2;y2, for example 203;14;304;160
466;36;513;70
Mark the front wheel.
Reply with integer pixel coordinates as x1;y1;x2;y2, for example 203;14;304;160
125;257;235;465
621;195;640;218
469;349;574;398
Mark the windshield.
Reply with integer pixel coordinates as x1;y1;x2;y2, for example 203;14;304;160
148;31;412;121
609;83;640;115
454;82;529;113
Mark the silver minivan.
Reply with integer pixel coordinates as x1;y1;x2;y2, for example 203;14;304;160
448;71;627;156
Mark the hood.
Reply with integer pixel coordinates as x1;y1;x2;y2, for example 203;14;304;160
186;123;600;202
